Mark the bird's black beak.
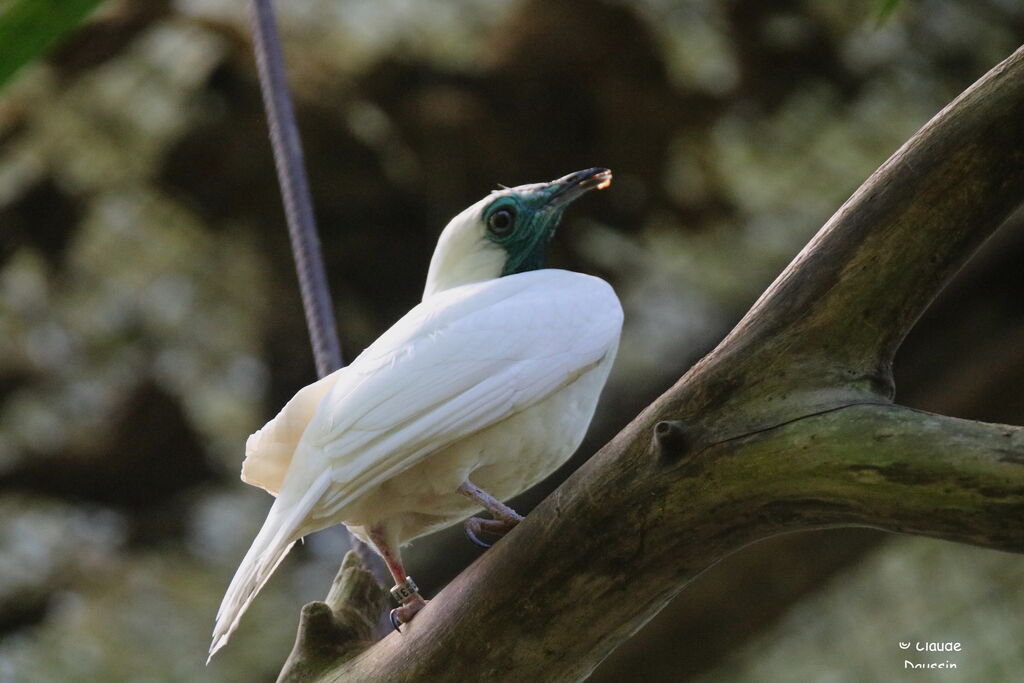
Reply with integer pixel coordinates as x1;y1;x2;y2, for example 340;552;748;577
544;168;613;208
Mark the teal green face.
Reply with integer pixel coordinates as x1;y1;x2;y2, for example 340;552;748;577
482;168;611;276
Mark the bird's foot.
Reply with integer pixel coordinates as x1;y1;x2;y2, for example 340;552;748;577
389;576;427;632
456;481;524;548
389;595;427;633
463;515;521;548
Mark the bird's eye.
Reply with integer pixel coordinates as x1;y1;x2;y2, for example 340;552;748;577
487;209;515;237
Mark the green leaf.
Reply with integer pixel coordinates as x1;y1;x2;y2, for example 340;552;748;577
0;0;108;91
874;0;903;25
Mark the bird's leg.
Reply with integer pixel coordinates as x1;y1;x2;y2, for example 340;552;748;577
367;526;426;632
458;480;523;524
458;480;524;548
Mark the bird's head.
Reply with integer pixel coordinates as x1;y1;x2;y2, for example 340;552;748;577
423;168;612;298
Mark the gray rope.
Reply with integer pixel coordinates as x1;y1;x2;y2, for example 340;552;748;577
247;0;386;585
248;0;341;378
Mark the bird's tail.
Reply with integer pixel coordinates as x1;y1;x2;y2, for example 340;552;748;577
208;476;328;662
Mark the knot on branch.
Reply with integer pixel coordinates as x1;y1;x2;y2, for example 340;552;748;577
652;420;691;461
277;550;388;683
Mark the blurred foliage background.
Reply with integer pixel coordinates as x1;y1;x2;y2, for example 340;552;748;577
0;1;1022;681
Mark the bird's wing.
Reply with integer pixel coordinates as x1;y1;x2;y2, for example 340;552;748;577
241;371;344;496
288;270;622;519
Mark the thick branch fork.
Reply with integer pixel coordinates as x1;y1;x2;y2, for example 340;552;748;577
283;44;1024;682
319;403;1023;681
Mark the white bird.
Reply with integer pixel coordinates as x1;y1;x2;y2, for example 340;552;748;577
210;168;622;659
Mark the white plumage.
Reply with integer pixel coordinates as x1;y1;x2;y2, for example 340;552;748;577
211;168;621;658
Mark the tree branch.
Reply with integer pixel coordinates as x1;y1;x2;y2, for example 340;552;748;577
697;44;1024;433
294;44;1024;682
321;401;1024;682
705;403;1024;550
278;552;388;683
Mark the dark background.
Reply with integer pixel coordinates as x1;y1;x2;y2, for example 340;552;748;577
0;1;1022;680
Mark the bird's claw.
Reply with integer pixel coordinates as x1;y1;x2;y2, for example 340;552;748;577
388;593;428;634
463;515;520;548
464;518;492;548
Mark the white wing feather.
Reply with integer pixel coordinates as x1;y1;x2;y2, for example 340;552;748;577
282;269;622;520
240;371;343;496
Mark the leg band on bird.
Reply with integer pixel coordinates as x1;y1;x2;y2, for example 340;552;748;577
390;576;420;603
389;581;427;632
